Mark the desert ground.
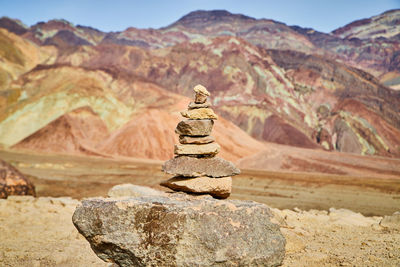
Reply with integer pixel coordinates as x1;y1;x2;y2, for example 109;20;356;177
0;149;399;266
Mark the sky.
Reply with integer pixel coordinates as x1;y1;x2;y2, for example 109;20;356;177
0;0;399;33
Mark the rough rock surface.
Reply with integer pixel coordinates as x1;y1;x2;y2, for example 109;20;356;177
180;108;218;120
0;159;35;198
174;143;220;156
161;176;232;198
193;84;210;96
188;101;211;109
179;135;215;144
162;156;240;177
108;184;165;198
72;194;286;267
380;211;400;230
175;120;214;136
195;93;208;104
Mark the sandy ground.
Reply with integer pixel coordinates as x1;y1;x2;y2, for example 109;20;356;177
0;195;399;267
0;150;399;266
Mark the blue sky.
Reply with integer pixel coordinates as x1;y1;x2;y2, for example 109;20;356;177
0;0;399;33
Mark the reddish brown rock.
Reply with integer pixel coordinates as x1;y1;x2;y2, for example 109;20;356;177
162;156;240;177
0;159;35;198
179;135;215;144
161;176;232;199
175;120;214;136
334;118;363;154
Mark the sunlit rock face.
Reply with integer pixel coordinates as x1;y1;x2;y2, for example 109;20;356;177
73;194;286;266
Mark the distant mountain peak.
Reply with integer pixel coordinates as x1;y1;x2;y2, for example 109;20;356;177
332;8;400;40
0;17;28;35
168;9;255;28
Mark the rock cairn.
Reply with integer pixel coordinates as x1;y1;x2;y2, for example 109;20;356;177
161;84;240;198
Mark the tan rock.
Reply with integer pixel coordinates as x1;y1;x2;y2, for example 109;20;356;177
179;135;215;144
174;143;220;156
160;176;232;198
380;212;400;230
188;101;211;110
175;120;213;136
195;94;208;104
193;84;210;96
181;108;218;120
162;156;240;177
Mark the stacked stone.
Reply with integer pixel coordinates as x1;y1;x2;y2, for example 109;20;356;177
161;84;240;199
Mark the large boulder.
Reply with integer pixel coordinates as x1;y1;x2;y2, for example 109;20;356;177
0;159;35;198
162;156;240;177
73;193;286;267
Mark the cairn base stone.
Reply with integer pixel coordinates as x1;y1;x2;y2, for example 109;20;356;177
161;176;232;198
174;143;220;156
163;156;240;177
72;194;286;267
175;120;214;136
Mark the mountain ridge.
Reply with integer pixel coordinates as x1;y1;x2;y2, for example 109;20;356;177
0;9;399;167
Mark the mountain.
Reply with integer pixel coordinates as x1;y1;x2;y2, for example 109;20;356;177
13;106;109;156
0;17;28;35
2;9;398;87
332;9;400;40
0;28;56;91
0;9;399;168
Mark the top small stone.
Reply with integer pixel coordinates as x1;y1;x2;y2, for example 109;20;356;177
194;84;210;96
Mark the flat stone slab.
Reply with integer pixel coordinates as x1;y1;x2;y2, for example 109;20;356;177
162;156;240;177
175;120;213;136
181;108;218;120
72;194;286;267
161;176;232;199
174;143;220;156
188;101;211;110
179;135;215;144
